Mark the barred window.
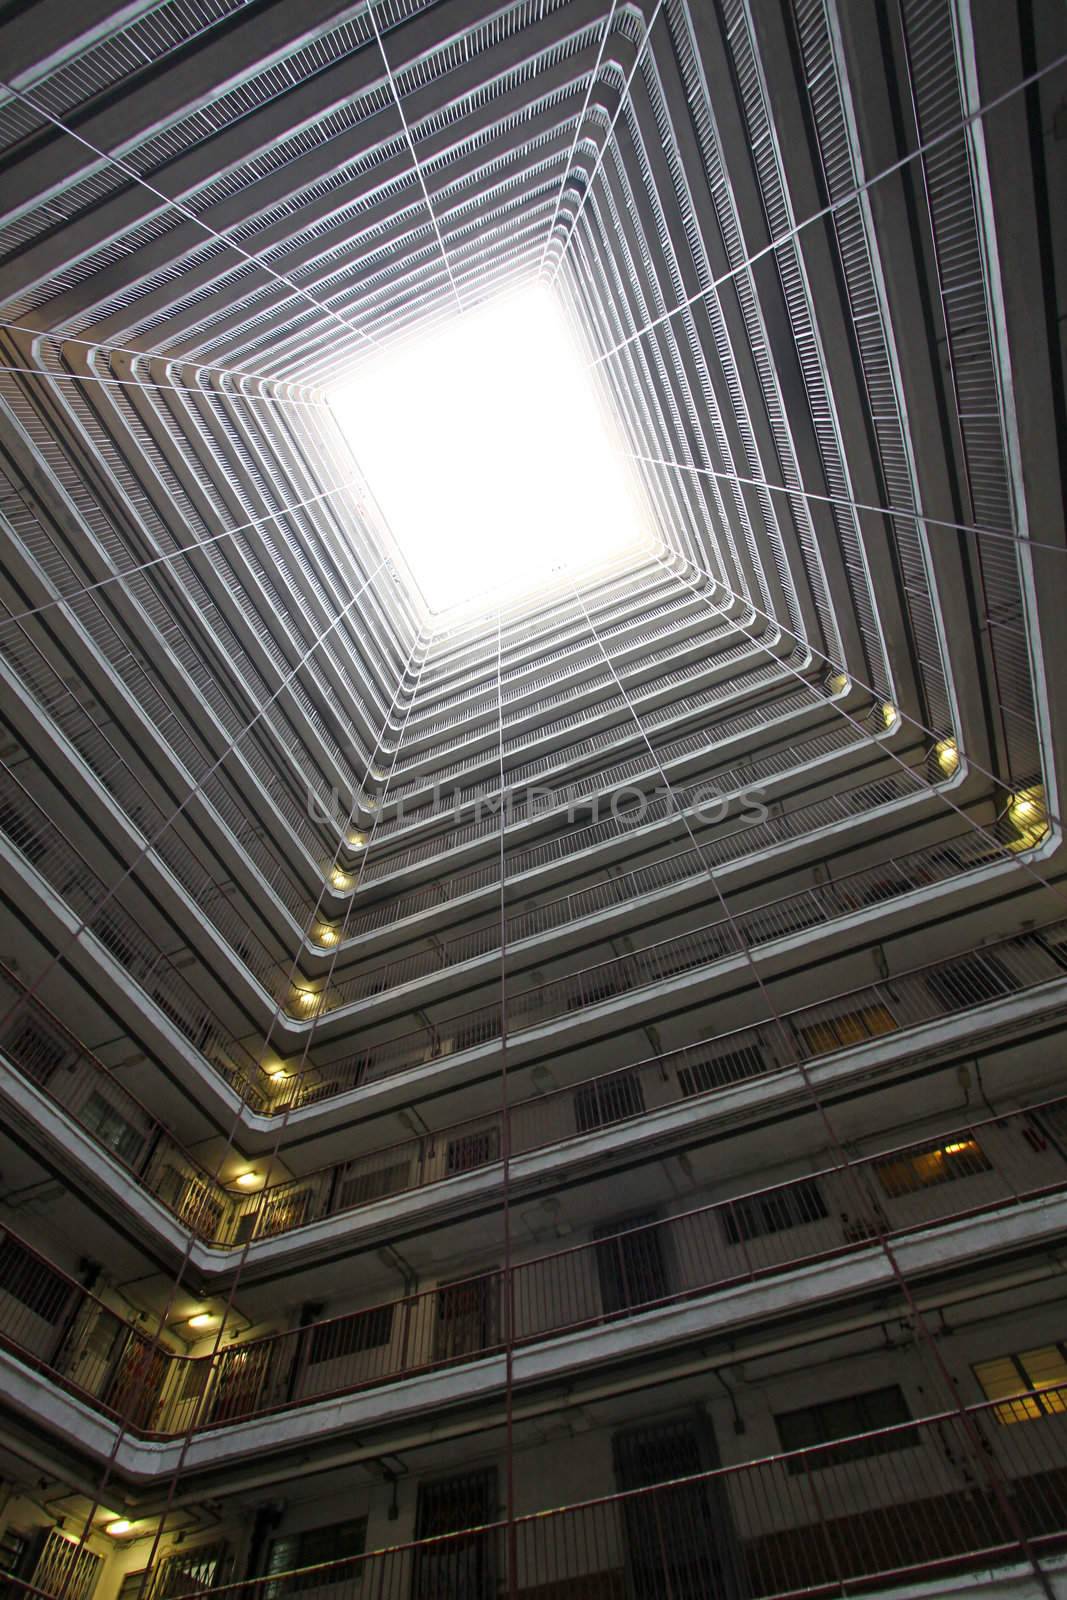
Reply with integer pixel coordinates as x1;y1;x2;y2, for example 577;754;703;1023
776;1386;916;1471
975;1344;1067;1424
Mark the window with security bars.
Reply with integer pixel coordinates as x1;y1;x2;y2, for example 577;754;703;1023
925;952;1017;1011
794;1004;897;1055
337;1161;411;1210
0;1230;72;1322
1;1016;70;1081
264;1518;367;1596
146;1542;229;1600
975;1344;1067;1424
593;1215;668;1315
411;1469;496;1599
117;1572;149;1600
574;1071;644;1131
678;1045;765;1097
80;1092;145;1167
445;1127;500;1173
308;1306;393;1363
0;1526;30;1583
874;1136;991;1198
775;1385;916;1471
722;1178;828;1244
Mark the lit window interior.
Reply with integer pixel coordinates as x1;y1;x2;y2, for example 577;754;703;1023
332;285;654;612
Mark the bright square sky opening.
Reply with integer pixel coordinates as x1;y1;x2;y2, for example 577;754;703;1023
333;285;653;612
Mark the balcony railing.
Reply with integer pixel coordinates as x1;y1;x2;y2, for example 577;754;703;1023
5;903;1061;1260
357;687;857;877
2;1094;1065;1443
383;644;797;805
66;1392;1064;1600
288;820;1028;1082
310;770;919;1012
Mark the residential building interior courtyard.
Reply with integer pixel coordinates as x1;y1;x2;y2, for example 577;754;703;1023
0;0;1065;1597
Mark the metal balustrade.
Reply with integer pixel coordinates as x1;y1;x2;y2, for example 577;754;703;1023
0;625;316;933
394;626;756;772
1;700;1040;1120
309;820;1021;1063
309;768;920;1013
5;366;367;819
360;686;844;870
0;411;361;843
4;923;1065;1257
1;1096;1065;1442
83;1392;1064;1600
127;361;385;768
380;655;804;819
386;636;771;796
398;600;725;733
414;573;683;693
0;702;901;1048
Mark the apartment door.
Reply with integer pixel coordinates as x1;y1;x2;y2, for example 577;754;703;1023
593;1214;668;1316
103;1330;169;1430
434;1271;499;1361
613;1417;741;1600
207;1340;276;1423
410;1468;496;1598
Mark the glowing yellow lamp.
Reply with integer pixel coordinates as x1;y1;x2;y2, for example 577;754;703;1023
935;738;960;775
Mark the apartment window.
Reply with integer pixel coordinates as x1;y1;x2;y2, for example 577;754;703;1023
975;1344;1067;1424
308;1306;393;1364
678;1045;765;1097
775;1385;916;1472
593;1215;668;1315
565;967;629;1011
233;1188;312;1244
149;1542;229;1600
411;1469;496;1599
925;952;1016;1011
337;1161;410;1210
2;1016;69;1081
446;1127;500;1173
265;1518;367;1595
795;1004;897;1056
874;1136;991;1199
0;1231;71;1322
434;1273;498;1361
722;1178;828;1245
574;1071;644;1132
80;1092;144;1167
0;1527;30;1583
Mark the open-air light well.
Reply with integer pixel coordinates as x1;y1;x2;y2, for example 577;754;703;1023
332;285;654;613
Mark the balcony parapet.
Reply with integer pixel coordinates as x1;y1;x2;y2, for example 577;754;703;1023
1;1100;1066;1466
